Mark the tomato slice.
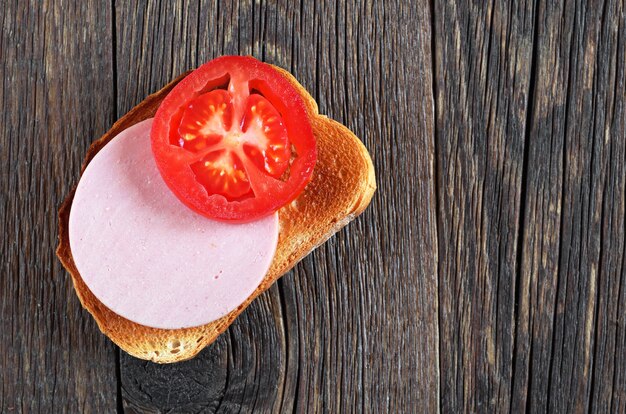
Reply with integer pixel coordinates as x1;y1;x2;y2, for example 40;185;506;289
151;56;317;222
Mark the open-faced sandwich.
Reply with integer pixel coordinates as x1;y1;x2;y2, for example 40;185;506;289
57;56;376;363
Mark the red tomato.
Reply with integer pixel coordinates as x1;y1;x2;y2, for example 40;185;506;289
151;56;317;222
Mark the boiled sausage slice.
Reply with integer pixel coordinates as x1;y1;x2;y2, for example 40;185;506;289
69;119;278;329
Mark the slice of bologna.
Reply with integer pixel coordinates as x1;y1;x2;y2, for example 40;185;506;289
69;119;279;329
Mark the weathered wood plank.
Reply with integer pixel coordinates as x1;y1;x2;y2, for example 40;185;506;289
0;0;118;412
433;0;536;411
116;0;438;412
513;0;626;412
433;0;626;412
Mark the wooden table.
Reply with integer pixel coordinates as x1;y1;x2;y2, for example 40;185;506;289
2;1;625;412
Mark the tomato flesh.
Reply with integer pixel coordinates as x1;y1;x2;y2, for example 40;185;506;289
151;56;316;222
178;90;233;152
241;94;291;179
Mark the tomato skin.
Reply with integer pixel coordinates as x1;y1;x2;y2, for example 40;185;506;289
151;56;317;222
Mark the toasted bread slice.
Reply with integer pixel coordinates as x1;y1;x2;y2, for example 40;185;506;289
57;65;376;363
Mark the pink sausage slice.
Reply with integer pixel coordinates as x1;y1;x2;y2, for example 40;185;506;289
69;119;279;329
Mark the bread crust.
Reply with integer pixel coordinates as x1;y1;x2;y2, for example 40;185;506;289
56;65;376;363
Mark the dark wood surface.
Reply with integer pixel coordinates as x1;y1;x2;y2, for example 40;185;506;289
1;0;624;412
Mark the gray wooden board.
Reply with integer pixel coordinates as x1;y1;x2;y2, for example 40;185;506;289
1;0;624;412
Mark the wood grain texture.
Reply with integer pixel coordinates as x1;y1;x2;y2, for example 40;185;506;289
434;0;626;412
3;0;625;412
514;1;626;412
0;1;118;412
433;0;535;411
114;0;438;412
